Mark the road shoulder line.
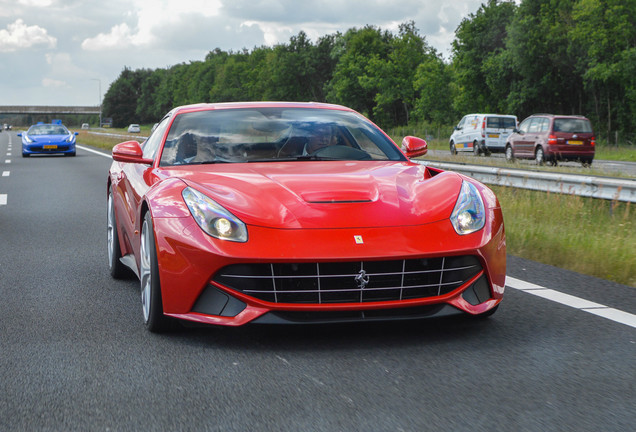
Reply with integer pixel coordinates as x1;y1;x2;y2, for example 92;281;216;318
506;276;636;328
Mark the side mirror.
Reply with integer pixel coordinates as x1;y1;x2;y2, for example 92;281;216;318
401;136;428;158
74;132;79;136
112;141;153;164
17;133;22;137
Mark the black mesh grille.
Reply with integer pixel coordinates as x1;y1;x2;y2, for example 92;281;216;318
213;256;482;304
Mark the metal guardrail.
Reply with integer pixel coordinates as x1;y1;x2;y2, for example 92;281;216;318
418;161;636;203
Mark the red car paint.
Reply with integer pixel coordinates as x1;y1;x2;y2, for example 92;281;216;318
108;102;505;330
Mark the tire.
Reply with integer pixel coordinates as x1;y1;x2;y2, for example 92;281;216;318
22;153;29;158
582;159;593;167
107;188;129;279
140;211;173;333
535;147;545;165
473;141;480;156
505;145;514;162
450;141;457;155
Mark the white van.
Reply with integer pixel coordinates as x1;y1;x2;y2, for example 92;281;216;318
449;114;518;155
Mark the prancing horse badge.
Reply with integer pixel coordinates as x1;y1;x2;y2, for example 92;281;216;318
354;235;364;244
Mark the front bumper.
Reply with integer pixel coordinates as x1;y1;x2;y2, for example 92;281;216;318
22;142;76;155
153;209;506;326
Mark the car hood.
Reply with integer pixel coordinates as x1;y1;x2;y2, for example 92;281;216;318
26;134;71;143
174;161;463;229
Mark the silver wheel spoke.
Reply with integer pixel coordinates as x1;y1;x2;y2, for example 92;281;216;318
107;194;114;268
140;220;152;323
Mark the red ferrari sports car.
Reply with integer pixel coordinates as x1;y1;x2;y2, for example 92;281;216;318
107;102;506;332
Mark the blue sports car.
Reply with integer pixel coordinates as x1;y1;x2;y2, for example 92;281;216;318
19;121;78;157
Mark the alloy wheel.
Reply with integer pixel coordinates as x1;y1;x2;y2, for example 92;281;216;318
140;218;152;323
107;193;115;269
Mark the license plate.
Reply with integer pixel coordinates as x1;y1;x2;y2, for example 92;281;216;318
43;145;57;149
487;134;499;138
567;140;583;145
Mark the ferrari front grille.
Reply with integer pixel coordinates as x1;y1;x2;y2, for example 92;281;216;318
213;256;483;304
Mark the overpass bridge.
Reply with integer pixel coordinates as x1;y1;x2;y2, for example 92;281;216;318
0;106;101;115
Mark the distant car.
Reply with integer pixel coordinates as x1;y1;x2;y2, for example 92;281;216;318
107;101;506;332
81;123;89;130
18;123;78;157
505;114;595;166
450;114;518;156
127;124;141;133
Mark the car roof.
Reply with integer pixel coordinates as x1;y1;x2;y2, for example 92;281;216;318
529;113;588;119
167;101;355;117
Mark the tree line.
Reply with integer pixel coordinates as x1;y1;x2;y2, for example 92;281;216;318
102;0;636;144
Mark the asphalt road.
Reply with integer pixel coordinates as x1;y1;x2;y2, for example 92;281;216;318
1;132;634;431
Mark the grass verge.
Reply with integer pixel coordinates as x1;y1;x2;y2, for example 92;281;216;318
493;186;635;287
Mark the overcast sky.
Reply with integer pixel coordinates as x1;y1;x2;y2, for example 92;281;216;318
0;0;486;107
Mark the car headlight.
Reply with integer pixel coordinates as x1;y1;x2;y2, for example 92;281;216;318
182;187;248;242
23;135;34;143
65;134;75;143
450;181;485;235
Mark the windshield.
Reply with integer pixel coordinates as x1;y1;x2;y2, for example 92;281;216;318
28;124;69;135
487;117;516;129
159;107;405;166
553;118;593;133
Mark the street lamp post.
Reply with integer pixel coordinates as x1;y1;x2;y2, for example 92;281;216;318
91;78;102;127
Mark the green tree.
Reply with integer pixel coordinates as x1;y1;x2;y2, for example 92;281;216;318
505;0;584;117
451;0;517;115
570;0;636;141
413;55;454;125
103;67;152;127
326;26;393;119
361;22;433;127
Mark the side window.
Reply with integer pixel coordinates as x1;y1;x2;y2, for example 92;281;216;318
142;116;171;160
457;117;466;129
519;119;532;133
539;118;550;132
527;118;541;133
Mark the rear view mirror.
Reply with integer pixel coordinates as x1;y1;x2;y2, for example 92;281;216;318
112;141;153;164
401;136;428;158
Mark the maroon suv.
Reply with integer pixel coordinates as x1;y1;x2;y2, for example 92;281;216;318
505;114;595;166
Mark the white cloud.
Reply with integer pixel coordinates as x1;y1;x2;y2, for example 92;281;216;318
0;19;57;52
82;0;223;50
18;0;54;6
42;77;67;88
81;23;141;50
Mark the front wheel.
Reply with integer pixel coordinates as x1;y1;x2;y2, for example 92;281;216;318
473;141;480;156
140;211;174;333
450;141;457;155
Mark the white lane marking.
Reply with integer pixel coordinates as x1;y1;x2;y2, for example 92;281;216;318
507;276;636;328
2;171;9;176
4;159;10;164
0;194;6;205
6;153;11;156
76;145;112;159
